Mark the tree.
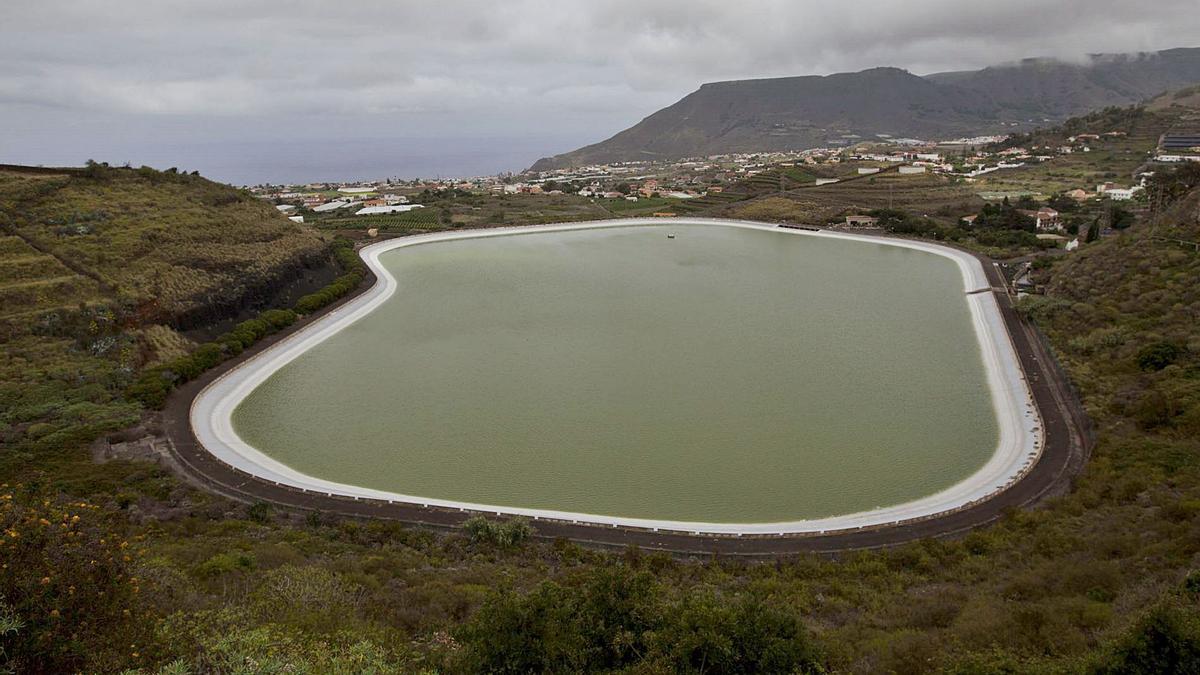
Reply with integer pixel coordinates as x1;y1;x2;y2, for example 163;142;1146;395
1147;163;1200;209
1015;194;1039;210
615;182;632;195
1110;204;1135;230
1048;192;1080;213
974;197;1036;232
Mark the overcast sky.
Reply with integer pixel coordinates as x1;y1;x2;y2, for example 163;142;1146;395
3;0;1198;183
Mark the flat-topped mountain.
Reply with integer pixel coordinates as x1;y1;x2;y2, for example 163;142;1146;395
530;47;1200;170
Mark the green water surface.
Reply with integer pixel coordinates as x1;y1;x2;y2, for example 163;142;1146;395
232;224;997;522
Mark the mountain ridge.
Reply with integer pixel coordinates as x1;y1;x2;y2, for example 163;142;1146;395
530;46;1200;171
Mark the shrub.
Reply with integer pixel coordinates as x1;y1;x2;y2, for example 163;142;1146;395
457;570;823;674
259;309;297;331
194;552;254;579
245;501;272;524
462;516;533;548
125;369;174;408
1137;341;1183;372
1093;603;1200;674
0;493;162;672
652;592;823;674
458;582;586;673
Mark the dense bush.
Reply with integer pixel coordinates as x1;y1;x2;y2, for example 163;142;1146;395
972;197;1037;231
1137;341;1183;371
456;566;823;674
461;516;533;548
0;490;162;673
293;238;366;315
1092;602;1200;674
125;240;362;408
293;271;364;314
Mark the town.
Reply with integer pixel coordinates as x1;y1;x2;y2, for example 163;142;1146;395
253;110;1200;260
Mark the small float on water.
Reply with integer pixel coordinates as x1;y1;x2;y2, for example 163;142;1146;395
667;233;676;239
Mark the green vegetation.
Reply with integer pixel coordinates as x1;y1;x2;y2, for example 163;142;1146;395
601;195;677;214
459;567;822;673
461;516;533;548
4;96;1200;673
0;163;325;323
127;237;364;408
293;238;366;314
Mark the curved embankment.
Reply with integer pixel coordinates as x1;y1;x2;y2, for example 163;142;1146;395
165;218;1091;554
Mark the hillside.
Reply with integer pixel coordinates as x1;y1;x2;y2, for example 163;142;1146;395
531;47;1200;170
0;163;332;532
0;164;328;330
5;155;1200;669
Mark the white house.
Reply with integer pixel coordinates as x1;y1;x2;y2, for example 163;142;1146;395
355;204;424;216
312;200;350;212
1104;187;1143;201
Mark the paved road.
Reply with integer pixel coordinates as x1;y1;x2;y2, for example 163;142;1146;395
161;230;1092;556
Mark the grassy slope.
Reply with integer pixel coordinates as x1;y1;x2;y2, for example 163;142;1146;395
4;145;1200;671
0;166;326;323
0;164;326;507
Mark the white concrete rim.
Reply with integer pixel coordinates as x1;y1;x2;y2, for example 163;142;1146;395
190;217;1044;535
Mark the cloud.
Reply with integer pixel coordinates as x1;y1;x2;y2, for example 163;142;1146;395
4;0;1197;117
2;0;1198;180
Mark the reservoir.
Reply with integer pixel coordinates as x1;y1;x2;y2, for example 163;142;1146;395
225;222;1004;525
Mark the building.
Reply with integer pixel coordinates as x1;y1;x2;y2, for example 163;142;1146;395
898;165;926;175
312;200;351;212
1156;154;1200;163
1066;189;1090;202
844;215;879;228
1019;207;1061;230
1160;132;1200;151
355;205;424;216
1104;187;1143;201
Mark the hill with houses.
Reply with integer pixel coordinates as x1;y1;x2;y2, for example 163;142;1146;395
531;47;1200;170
